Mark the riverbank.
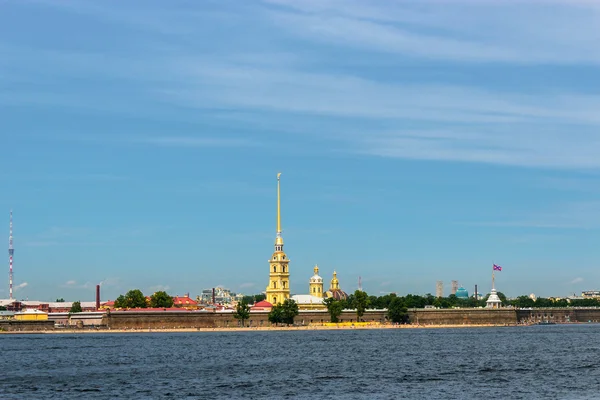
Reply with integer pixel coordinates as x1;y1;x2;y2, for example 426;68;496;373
0;322;520;334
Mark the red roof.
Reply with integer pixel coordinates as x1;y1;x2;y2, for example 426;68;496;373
253;300;273;308
172;296;198;306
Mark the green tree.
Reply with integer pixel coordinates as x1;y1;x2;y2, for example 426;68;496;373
114;289;147;309
114;295;126;309
241;294;266;305
324;297;344;323
56;298;65;302
268;299;299;325
233;300;251;327
69;301;83;313
352;290;370;321
0;305;7;311
387;297;409;324
281;299;299;325
268;304;284;325
150;291;174;308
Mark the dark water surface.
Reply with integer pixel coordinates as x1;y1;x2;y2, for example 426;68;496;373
2;325;600;399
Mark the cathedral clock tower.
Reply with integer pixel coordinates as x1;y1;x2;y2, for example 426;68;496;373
265;173;290;305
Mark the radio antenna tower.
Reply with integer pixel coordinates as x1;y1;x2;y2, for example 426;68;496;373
358;276;362;291
8;210;14;300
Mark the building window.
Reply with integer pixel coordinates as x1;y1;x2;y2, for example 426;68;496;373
273;266;276;273
273;282;277;288
273;297;277;304
283;281;286;288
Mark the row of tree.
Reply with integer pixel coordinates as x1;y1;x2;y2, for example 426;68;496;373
235;290;600;327
234;298;300;327
325;290;409;323
113;289;174;309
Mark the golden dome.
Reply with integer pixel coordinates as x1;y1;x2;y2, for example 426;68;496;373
275;235;284;246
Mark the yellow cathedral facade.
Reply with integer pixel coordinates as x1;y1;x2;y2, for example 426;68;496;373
264;173;348;309
265;173;290;305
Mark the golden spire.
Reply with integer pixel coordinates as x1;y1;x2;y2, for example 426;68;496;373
275;172;284;246
277;172;281;234
314;264;319;275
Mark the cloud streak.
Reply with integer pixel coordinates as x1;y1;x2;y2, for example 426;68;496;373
263;0;600;64
5;0;600;171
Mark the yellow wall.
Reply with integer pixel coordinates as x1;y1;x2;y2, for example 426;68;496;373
15;312;48;321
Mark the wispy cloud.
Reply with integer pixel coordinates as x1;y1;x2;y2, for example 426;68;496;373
263;0;600;64
99;277;120;287
5;0;600;173
61;280;94;289
148;285;171;293
571;277;584;284
15;282;28;290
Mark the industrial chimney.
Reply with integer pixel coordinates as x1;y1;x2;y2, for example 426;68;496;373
96;284;100;311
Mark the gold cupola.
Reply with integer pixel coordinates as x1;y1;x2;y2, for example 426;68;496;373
309;264;324;298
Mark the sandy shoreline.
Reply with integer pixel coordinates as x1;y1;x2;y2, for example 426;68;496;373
0;323;520;335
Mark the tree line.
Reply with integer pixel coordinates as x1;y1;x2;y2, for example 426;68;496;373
113;289;174;308
233;298;299;327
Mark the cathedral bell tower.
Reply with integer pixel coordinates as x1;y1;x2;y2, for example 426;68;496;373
309;264;323;298
265;173;290;305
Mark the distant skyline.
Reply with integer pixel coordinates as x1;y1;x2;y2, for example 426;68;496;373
2;0;600;301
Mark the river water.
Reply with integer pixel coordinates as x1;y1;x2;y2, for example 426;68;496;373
1;325;599;399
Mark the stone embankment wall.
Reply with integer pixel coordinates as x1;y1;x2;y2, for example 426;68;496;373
409;309;517;325
517;308;600;323
103;310;388;329
103;308;518;329
0;320;55;331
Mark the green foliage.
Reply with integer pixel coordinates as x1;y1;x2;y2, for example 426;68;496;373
268;299;299;325
0;305;7;311
352;290;370;321
268;304;284;325
233;301;251;326
69;301;82;313
324;297;344;323
240;294;266;305
150;291;174;308
387;297;409;324
114;289;147;309
56;298;65;302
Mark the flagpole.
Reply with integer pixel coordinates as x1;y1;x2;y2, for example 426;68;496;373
492;262;495;290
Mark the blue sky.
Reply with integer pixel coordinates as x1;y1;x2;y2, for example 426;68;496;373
2;0;600;301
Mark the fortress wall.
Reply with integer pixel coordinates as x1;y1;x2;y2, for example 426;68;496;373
409;308;518;325
517;308;600;323
106;308;519;329
104;309;389;329
0;320;55;331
